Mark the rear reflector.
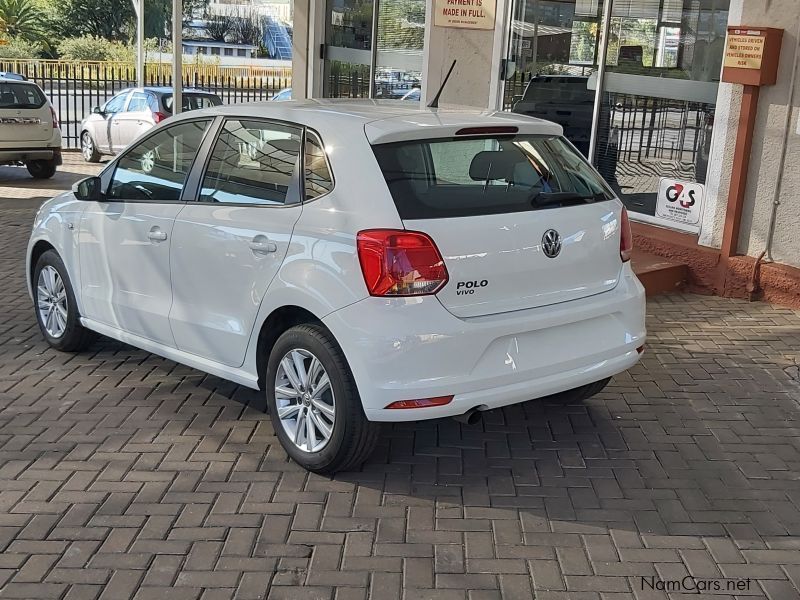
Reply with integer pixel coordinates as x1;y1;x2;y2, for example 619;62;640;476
456;126;518;136
357;229;448;296
385;396;454;409
50;106;59;130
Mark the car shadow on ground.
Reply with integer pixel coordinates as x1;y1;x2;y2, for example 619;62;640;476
58;312;800;546
0;155;106;203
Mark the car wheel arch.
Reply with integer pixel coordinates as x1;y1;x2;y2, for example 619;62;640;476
255;305;327;391
29;240;56;288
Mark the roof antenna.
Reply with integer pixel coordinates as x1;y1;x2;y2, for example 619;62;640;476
427;59;457;109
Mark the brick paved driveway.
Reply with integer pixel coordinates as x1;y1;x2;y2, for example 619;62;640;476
1;160;800;599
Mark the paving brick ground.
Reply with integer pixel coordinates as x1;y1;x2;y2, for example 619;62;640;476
1;159;800;599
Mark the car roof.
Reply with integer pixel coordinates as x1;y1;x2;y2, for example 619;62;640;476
115;87;218;95
186;98;564;143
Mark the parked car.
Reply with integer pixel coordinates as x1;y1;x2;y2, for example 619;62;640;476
400;88;421;101
28;100;646;473
0;71;27;81
0;76;61;179
271;88;292;101
79;87;222;162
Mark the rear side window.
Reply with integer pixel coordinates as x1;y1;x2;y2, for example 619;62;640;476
304;130;333;199
163;93;222;113
127;92;149;112
199;119;302;206
0;82;45;108
372;135;613;220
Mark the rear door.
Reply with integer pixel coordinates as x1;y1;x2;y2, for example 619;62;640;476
168;118;304;367
116;91;153;148
371;132;625;318
0;81;53;143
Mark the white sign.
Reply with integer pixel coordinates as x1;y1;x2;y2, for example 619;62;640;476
434;0;497;30
656;178;704;227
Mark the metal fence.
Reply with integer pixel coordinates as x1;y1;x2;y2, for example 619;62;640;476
1;61;292;148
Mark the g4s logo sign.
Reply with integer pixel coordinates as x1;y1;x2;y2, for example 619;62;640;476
665;183;697;209
656;178;705;229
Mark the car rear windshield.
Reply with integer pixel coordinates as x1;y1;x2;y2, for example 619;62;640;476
0;82;45;109
372;134;614;220
163;93;222;113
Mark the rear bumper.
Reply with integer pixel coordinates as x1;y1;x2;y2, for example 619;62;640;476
323;264;646;422
0;147;62;163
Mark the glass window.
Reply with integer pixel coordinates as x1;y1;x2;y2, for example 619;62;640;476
104;92;129;114
162;93;222;114
373;135;612;220
199;120;302;206
304;131;334;199
211;47;220;55
224;48;233;56
107;119;211;202
0;82;45;108
237;49;247;57
127;92;149;112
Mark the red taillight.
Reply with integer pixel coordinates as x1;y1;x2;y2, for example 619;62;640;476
456;126;518;136
620;207;633;262
153;112;168;123
50;106;59;130
357;229;448;296
385;396;453;409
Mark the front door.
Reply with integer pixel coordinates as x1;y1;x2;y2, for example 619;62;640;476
100;91;129;153
169;119;303;367
78;119;213;346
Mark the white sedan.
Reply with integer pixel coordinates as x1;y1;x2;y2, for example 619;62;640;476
27;99;646;473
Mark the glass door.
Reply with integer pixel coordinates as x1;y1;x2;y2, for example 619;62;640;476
323;0;426;100
501;0;608;158
323;0;376;98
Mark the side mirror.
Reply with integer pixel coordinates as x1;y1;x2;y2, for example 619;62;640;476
72;176;103;201
92;106;103;115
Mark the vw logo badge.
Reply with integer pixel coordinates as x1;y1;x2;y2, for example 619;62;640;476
541;229;562;259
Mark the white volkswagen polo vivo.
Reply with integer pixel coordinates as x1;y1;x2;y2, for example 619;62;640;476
27;99;646;473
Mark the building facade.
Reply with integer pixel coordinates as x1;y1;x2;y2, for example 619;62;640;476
292;0;800;304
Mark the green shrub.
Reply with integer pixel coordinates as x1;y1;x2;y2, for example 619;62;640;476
0;36;42;58
57;35;131;61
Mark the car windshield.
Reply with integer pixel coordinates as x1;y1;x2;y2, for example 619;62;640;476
163;93;222;113
372;134;614;220
0;82;45;109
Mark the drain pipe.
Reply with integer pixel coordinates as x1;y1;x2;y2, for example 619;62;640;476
748;19;800;299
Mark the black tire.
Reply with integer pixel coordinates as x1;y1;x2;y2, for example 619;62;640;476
26;159;57;179
33;250;96;352
541;377;611;404
265;324;380;474
81;131;101;163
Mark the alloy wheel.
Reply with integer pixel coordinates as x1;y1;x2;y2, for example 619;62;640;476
274;348;335;453
140;150;156;173
36;265;68;338
81;134;94;161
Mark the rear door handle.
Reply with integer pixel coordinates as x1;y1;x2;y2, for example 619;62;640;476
249;234;277;255
148;226;167;242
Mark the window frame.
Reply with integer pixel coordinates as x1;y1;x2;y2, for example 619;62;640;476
100;116;216;205
190;116;305;209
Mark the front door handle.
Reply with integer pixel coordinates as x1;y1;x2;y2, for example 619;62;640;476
148;226;168;242
249;234;277;255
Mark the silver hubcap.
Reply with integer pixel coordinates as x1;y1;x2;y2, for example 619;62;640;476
275;349;335;453
36;266;68;338
81;134;93;160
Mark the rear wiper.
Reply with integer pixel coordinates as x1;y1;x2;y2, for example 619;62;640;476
530;191;606;207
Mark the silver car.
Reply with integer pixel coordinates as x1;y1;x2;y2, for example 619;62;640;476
80;87;222;162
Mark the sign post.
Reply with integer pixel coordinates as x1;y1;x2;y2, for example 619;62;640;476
718;26;783;263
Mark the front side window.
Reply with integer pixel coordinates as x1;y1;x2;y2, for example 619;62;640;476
304;131;333;200
107;119;211;201
127;92;149;112
199;120;302;205
372;134;613;219
104;93;128;114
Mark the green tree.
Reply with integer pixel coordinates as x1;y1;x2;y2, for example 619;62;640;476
0;0;45;44
56;0;134;41
58;35;131;61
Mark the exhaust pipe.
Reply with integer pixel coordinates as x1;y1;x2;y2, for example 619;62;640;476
453;407;482;425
